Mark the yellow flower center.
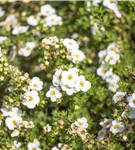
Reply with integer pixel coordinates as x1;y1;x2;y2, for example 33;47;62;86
51;90;57;96
133;99;135;104
99;131;104;136
110;0;114;4
33;84;38;88
68;42;73;46
29;96;33;101
78;122;83;126
80;81;84;87
67;75;73;80
105;121;110;126
32;148;37;150
26;46;31;51
80;130;86;135
7;108;12;112
114;124;120;129
58;75;62;81
116;95;121;99
12;120;17;125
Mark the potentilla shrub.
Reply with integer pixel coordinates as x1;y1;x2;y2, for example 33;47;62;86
0;1;135;150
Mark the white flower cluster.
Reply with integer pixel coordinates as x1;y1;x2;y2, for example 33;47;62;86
46;68;91;102
41;4;62;27
0;106;35;132
97;42;121;92
18;42;36;57
121;92;135;119
103;0;122;18
52;143;72;150
69;117;89;141
112;91;135;119
63;38;86;63
98;118;125;141
22;77;43;109
0;14;29;34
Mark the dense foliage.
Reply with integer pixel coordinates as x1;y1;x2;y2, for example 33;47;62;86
1;1;135;150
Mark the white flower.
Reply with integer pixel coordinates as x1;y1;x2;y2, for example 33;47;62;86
97;65;113;79
0;36;7;44
114;8;122;18
122;105;135;119
112;92;126;103
53;69;63;86
30;77;43;91
97;128;106;141
105;51;120;65
127;93;135;108
71;49;85;63
13;141;21;149
27;139;41;150
75;75;91;92
19;42;36;57
77;128;88;140
105;74;120;83
108;82;119;92
45;14;62;26
91;23;99;35
27;16;39;26
98;49;107;63
22;90;40;109
110;120;125;133
5;116;22;130
0;6;5;18
63;38;79;50
43;124;51;132
40;4;56;16
52;147;59;150
75;117;88;129
61;85;76;96
61;68;78;88
46;86;62;102
1;106;22;117
100;118;112;128
107;42;117;53
103;0;117;10
12;26;29;35
11;129;19;137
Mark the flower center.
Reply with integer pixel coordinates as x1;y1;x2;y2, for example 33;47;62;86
12;120;17;125
105;121;110;126
33;84;38;88
116;95;121;99
67;75;73;80
32;148;37;150
99;131;104;136
26;46;31;51
78;122;83;126
7;108;12;112
110;0;114;4
80;81;84;87
29;96;33;101
51;90;57;96
80;130;86;135
114;124;120;129
58;75;62;81
133;99;135;104
68;42;73;46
